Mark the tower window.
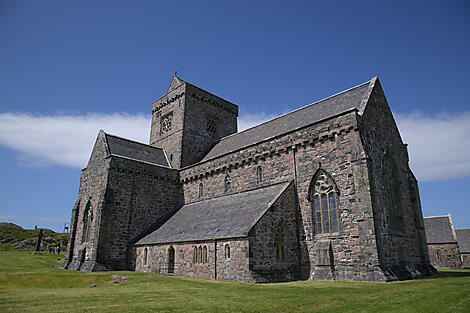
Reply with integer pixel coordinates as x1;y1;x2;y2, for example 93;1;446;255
160;112;173;134
206;118;217;134
199;183;204;198
257;166;263;183
225;175;232;192
310;170;340;234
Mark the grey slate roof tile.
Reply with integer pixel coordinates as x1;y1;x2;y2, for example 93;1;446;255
456;229;470;253
105;133;169;167
201;79;374;162
424;216;457;244
135;181;292;245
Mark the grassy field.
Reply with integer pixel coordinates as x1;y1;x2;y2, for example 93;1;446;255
0;250;469;312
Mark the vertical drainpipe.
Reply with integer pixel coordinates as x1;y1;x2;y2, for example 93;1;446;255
214;239;217;280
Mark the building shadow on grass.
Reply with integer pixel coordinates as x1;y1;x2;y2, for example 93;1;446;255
422;270;470;279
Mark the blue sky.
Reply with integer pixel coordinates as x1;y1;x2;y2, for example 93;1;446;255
1;0;469;231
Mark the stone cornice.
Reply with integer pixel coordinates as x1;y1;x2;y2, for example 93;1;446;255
179;124;355;183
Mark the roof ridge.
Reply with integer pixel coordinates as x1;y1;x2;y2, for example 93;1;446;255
424;215;452;219
104;132;164;151
213;78;373;144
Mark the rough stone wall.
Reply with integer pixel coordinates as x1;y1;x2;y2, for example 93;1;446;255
427;243;462;268
181;84;238;167
461;253;470;268
99;156;181;270
135;238;252;281
150;82;238;169
61;131;111;271
248;182;300;282
180;111;386;281
149;83;186;168
358;80;431;279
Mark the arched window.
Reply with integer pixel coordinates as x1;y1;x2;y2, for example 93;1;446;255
193;246;197;264
225;244;231;259
82;200;93;242
198;246;203;264
310;170;339;234
257;166;263;183
168;246;175;273
199;183;203;198
203;246;207;264
275;221;286;261
225;175;232;192
144;247;148;266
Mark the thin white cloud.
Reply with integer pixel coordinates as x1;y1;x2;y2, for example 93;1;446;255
0;111;469;182
238;112;278;131
395;111;470;181
0;113;150;168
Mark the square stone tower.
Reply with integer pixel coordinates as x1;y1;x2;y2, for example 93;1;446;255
149;75;238;168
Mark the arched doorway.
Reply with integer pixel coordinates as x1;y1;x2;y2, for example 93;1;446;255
168;246;175;274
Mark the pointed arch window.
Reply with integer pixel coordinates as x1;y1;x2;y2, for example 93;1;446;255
198;246;203;264
310;170;340;234
198;183;203;198
257;166;263;183
225;175;232;192
144;247;148;266
225;244;231;259
203;246;207;264
82;200;93;243
193;246;197;263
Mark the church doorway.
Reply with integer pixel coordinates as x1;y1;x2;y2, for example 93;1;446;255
168;246;175;274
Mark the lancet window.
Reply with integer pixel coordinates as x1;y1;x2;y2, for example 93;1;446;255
310;170;339;234
82;200;93;242
199;183;203;198
257;166;263;183
225;175;232;192
225;244;231;259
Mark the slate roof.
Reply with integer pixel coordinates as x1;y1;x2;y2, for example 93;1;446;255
424;216;457;244
135;181;292;245
456;229;470;253
201;78;375;162
105;133;169;167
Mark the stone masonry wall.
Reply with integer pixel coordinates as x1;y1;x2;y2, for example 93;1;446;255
248;182;300;282
358;81;431;279
427;243;462;268
135;238;252;282
180;111;386;281
461;253;470;268
62;131;111;271
99;156;181;270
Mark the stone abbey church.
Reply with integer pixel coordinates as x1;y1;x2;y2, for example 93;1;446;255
61;75;433;282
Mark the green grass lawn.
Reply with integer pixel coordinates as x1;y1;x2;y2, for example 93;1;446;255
0;250;469;312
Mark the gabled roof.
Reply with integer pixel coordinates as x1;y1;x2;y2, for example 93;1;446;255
200;78;376;162
424;215;457;244
456;229;470;253
105;133;170;167
135;181;292;245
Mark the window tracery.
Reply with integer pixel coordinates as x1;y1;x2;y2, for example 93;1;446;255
160;112;173;134
310;170;339;234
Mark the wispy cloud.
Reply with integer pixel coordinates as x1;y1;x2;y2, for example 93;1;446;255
395;111;470;181
0;113;150;168
0;111;469;182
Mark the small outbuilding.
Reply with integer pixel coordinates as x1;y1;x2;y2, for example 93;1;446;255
424;215;462;268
